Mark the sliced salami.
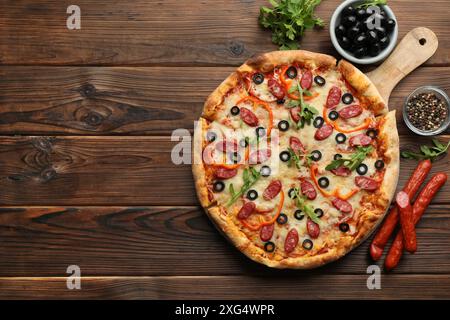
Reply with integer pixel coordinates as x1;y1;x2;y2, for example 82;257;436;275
290;106;301;123
307;218;320;239
248;149;272;164
263;180;282;200
301;180;317;200
326;86;342;108
237;201;256;220
260;223;274;241
284;228;299;253
355;176;380;191
332;198;353;213
314;123;333;140
331;166;352;177
240;107;259;127
349;133;372;147
339;105;363;119
268;79;286;100
300;70;313;90
289;136;306;154
215;167;238;179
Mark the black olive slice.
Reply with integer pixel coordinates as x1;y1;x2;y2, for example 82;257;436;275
278;120;290;132
229;152;241;164
310;150;322;161
335;133;347;144
318;177;329;189
314;75;326;86
366;128;378;138
375;160;385;170
339;223;350;232
314;208;324;218
294;210;304;220
356;163;368;175
302;239;313;250
252;73;264;85
277;213;288;225
288;188;297;199
247;190;258;200
239;138;249;148
260;166;271;177
313;116;324;128
213;181;225;192
264;241;275;253
280;151;291;162
328;111;339;121
334;153;343;161
206;131;217;142
230;106;240;116
277;99;285;105
256;127;266;137
286;66;298;79
342;93;354;104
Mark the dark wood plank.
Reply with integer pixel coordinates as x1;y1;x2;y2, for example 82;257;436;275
0;274;449;299
0;66;448;135
0;0;448;66
0;205;448;277
0;135;448;206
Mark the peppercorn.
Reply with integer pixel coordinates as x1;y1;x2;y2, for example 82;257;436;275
406;92;448;131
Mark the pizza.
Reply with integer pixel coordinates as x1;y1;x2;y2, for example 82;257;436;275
192;50;399;269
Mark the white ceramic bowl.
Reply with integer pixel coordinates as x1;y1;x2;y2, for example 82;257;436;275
330;0;398;64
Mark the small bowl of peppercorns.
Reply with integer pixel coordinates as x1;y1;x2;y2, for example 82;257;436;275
403;86;450;136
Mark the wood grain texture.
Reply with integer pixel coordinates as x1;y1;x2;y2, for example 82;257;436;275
0;135;448;206
0;66;448;135
0;206;448;277
0;0;448;66
1;275;449;299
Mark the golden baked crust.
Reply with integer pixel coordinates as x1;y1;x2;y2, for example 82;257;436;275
192;50;399;269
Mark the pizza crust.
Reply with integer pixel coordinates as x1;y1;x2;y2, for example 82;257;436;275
192;50;400;269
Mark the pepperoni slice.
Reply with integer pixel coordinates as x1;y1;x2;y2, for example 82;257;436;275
215;167;238;179
248;149;271;164
326;86;342;108
331;166;352;177
215;140;238;153
260;223;274;241
240;107;259;127
290;106;301;123
314;123;333;140
289;136;306;154
301;180;317;200
268;79;286;100
332;198;353;213
307;218;320;239
300;70;313;90
349;133;372;147
284;228;299;254
355;176;380;191
237;201;256;220
339;105;363;119
263;180;282;200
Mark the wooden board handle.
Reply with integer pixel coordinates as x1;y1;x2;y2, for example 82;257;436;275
366;27;438;104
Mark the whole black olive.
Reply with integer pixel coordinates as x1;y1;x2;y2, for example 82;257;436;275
369;43;381;57
367;30;379;44
385;19;396;32
230;106;240;116
260;165;271;177
213;181;225;192
342;15;357;28
341;5;355;18
354;33;367;47
335;25;347;39
353;46;368;59
347;26;361;40
355;8;367;20
338;36;352;50
375;26;387;39
379;36;390;49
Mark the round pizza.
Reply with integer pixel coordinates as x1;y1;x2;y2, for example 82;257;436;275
192;50;399;269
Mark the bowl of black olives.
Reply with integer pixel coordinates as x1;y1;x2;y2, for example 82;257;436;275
330;0;398;64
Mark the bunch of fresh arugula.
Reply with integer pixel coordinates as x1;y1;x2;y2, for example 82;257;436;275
259;0;324;50
291;188;320;223
325;146;373;171
227;168;261;206
288;147;313;168
286;83;319;128
401;139;450;162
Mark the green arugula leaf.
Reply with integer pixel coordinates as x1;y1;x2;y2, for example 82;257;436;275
325;146;373;171
401;139;450;162
292;188;320;224
226;168;261;207
356;0;387;9
259;0;324;50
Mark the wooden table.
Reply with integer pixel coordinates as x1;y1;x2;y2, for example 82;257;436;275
0;0;449;299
